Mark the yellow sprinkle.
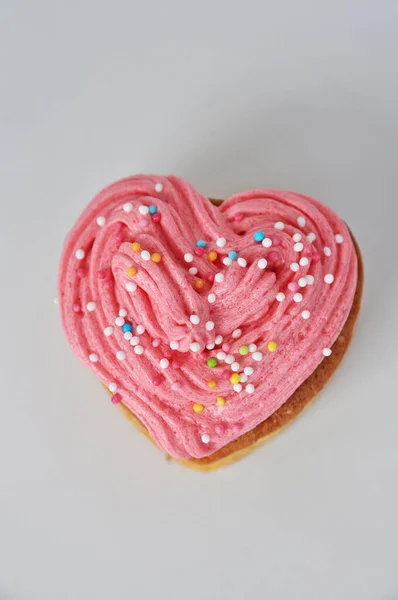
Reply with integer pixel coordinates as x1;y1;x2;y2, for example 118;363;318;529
208;379;217;389
131;242;141;252
151;252;161;263
267;341;277;352
208;251;218;262
230;373;240;384
193;403;204;413
126;266;137;277
216;396;226;406
194;279;204;290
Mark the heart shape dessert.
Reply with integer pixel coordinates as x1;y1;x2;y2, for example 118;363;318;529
58;175;361;467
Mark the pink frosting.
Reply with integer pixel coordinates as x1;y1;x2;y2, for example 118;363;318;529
58;175;357;459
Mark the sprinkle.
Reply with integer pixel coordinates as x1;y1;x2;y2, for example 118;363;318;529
194;279;204;290
123;202;133;213
215;273;224;283
111;393;122;404
89;353;98;362
302;310;311;319
215;335;223;345
246;384;255;394
130;336;140;346
184;253;193;263
115;316;125;326
96;216;106;226
131;242;141;252
152;213;161;223
138;205;149;215
135;325;145;335
189;267;198;275
238;257;247;267
109;382;117;393
124;331;133;340
275;222;285;230
240;374;248;383
155;182;163;192
151;252;161;263
244;366;254;376
228;250;238;260
252;351;263;361
208;380;216;389
141;250;150;261
323;348;332;356
225;355;235;365
76;267;86;279
232;328;242;339
171;382;180;391
196;240;207;248
119;309;127;317
223;257;232;266
206;343;215;350
298;277;307;287
116;351;126;360
297;216;306;227
239;345;249;355
254;231;265;242
324;247;332;256
293;293;303;303
139;219;149;228
324;273;334;284
233;384;243;392
290;262;299;272
294;242;304;252
160;358;169;369
207;357;217;368
299;257;309;266
193;403;203;413
190;342;201;352
262;237;272;248
276;292;285;302
230;373;240;384
216;237;226;247
75;249;85;260
122;323;133;332
149;205;157;215
248;343;257;352
188;315;199;326
216;396;226;405
293;233;302;242
73;303;80;312
307;233;316;243
267;341;277;352
208;293;216;303
134;345;144;355
201;433;210;444
231;362;240;372
104;326;113;336
258;258;268;269
203;322;214;333
126;281;137;292
126;266;137;277
86;302;96;312
152;338;160;347
217;351;226;361
335;234;344;244
306;274;314;285
208;250;218;262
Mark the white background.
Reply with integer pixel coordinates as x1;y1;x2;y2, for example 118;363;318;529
1;1;397;599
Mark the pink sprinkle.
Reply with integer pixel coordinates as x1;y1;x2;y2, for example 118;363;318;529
268;251;279;262
272;235;282;246
171;360;181;369
222;370;231;381
194;247;204;257
171;382;181;391
215;425;224;435
152;338;161;348
111;393;122;404
152;213;161;223
139;219;149;228
164;350;173;360
303;246;312;257
97;269;107;279
312;252;320;263
103;280;113;290
234;212;243;222
222;343;230;352
76;267;86;279
206;273;214;283
288;282;298;292
152;375;163;386
73;303;81;313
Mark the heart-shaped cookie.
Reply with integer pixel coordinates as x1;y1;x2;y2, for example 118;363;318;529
58;175;362;468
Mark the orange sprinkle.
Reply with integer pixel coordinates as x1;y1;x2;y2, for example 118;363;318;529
151;252;161;263
193;403;203;413
216;396;226;405
208;251;218;262
131;242;141;252
194;279;204;290
126;266;137;277
208;380;217;389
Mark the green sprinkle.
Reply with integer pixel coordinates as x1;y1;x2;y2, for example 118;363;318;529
239;345;249;356
207;357;218;368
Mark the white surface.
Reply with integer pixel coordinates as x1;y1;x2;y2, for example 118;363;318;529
1;1;397;599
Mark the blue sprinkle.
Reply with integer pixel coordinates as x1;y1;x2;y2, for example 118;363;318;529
196;240;207;248
148;205;157;214
122;323;133;332
253;231;265;242
228;250;238;260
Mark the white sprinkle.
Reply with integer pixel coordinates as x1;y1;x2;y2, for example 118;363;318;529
116;351;126;360
223;257;232;266
130;336;140;346
141;250;150;261
75;249;85;260
190;314;200;325
302;310;311;319
119;309;127;317
124;331;133;340
96;216;106;226
275;221;285;230
109;382;117;393
299;257;309;266
335;234;344;244
215;273;224;283
298;277;307;288
262;237;272;248
201;433;210;444
160;358;169;369
307;233;316;243
231;362;240;372
248;343;257;352
293;293;303;303
86;302;96;312
208;293;216;303
217;351;226;361
126;281;137;292
138;205;149;215
252;351;263;362
244;366;254;376
293;233;302;242
294;242;304;252
206;321;215;331
233;384;243;393
206;342;215;350
240;374;248;383
306;274;315;285
276;292;285;302
152;339;160;347
238;257;247;267
188;267;198;275
136;324;145;335
258;258;268;269
115;316;125;326
123;202;133;213
246;384;255;394
290;262;299;272
297;216;306;227
232;328;242;339
104;326;113;336
170;341;180;350
323;348;332;357
134;345;144;355
155;183;163;193
324;273;334;284
216;237;226;247
89;353;98;362
324;246;332;256
184;253;193;263
225;355;235;365
215;335;223;345
190;342;201;352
